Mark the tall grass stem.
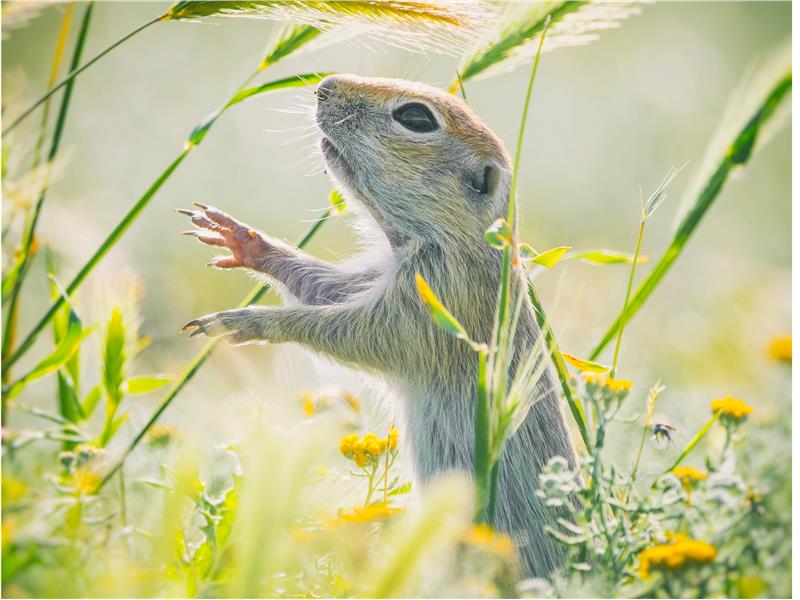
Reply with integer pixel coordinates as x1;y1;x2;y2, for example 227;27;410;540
609;219;645;378
2;2;95;382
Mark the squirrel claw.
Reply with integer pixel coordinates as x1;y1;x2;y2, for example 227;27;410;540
193;201;209;210
182;319;201;331
176;208;195;217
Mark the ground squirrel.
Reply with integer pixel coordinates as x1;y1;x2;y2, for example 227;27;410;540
181;74;578;576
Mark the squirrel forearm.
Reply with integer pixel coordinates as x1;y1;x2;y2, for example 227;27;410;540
199;302;397;371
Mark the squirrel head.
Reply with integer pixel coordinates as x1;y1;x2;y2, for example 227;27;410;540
316;74;512;247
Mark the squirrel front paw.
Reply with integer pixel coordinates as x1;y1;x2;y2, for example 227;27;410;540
178;203;271;270
182;308;278;345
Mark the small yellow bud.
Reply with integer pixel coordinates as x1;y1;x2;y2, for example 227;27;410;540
388;427;400;450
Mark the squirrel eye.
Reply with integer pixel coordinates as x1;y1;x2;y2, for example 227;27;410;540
393;103;438;133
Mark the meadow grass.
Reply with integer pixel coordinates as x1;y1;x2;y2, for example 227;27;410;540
1;2;792;598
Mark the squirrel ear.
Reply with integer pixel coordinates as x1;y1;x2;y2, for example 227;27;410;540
467;164;499;196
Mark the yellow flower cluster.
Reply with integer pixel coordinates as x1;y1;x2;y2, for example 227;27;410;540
388;426;399;450
585;375;633;393
461;524;515;559
672;465;707;483
339;428;399;468
332;502;404;525
711;396;752;421
767;335;791;363
638;535;716;578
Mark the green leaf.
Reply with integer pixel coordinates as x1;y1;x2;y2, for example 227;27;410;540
4;309;88;400
260;24;321;69
473;349;491;523
102;308;127;411
122;375;172;396
81;385;102;419
388;481;413;497
561;352;609;374
566;248;649;265
188;73;331;147
330;189;346;213
47;249;83;423
100;412;129;447
57;372;84;424
528;245;571;268
1;253;24;301
484;218;512;249
415;273;470;342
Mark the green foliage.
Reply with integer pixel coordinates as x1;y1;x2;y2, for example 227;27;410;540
3;308;85;400
532;374;790;598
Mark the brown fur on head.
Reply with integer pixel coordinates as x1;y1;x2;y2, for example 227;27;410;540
315;74;512;246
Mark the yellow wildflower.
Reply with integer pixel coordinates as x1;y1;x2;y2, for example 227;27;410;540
302;394;315;416
339;433;359;457
673;465;707;483
585;375;633;393
72;467;100;495
388;426;399;450
673;466;707;500
638;537;716;578
461;524;515;559
711;396;752;422
332;502;404;525
340;428;397;466
767;335;791;363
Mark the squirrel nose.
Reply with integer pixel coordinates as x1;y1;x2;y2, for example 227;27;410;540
316;77;337;103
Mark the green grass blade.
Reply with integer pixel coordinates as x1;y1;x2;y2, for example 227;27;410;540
457;2;584;88
589;69;791;360
190;72;330;146
665;413;719;474
527;282;589;450
473;349;491;522
452;2;640;91
164;0;490;57
259;24;321;70
2;1;95;376
96;207;333;491
2;14;161;136
4;309;86;401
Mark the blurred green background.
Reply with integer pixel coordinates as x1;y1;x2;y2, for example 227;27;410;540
3;2;791;469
